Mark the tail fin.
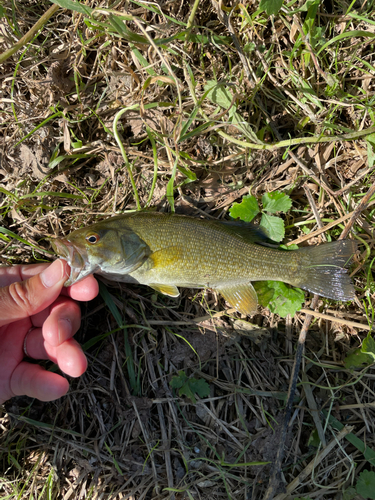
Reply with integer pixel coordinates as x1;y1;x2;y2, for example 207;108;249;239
293;240;357;301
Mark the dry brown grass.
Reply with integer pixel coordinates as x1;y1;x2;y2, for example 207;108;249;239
1;0;375;498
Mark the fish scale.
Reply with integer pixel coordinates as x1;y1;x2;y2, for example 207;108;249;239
51;212;357;315
126;215;297;287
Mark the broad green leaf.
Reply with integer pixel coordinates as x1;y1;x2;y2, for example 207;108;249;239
48;153;94;169
186;377;210;399
170;371;210;404
307;428;320;447
260;213;285;242
254;281;304;317
204;81;233;108
356;470;375;499
344;332;375;370
342;487;357;500
253;281;276;308
267;281;304;317
230;111;261;142
288;0;320;13
366;133;375;169
262;192;292;214
108;15;148;44
51;0;93;15
259;0;284;15
170;370;187;390
229;195;260;222
177;165;197;181
279;244;299;250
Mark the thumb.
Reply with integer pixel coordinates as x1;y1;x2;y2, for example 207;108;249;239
0;260;68;327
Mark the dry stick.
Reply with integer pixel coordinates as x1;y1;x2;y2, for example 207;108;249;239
299;309;372;331
303;184;327;242
287;199;375;246
300;187;327;448
0;3;60;64
340;181;375;240
273;425;354;500
263;294;320;499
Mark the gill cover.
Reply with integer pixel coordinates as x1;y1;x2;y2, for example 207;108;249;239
95;228;151;276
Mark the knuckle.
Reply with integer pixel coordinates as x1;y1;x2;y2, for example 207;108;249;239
8;281;35;314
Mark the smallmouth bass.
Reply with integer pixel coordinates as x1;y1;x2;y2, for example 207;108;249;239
51;212;357;315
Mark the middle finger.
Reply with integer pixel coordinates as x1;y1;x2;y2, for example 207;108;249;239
42;297;81;347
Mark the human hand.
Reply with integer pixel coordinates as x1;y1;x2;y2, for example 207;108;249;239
0;259;99;404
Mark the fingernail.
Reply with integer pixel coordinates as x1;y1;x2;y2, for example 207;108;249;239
40;260;65;288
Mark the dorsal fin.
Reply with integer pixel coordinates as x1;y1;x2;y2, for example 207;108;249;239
218;220;276;245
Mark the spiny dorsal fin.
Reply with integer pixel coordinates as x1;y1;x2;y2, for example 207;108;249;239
218;220;276;245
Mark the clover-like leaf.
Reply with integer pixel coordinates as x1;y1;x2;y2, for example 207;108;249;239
262;192;292;214
170;371;210;404
229;195;260;222
344;332;375;370
260;213;285;242
356;469;375;499
254;281;304;318
259;0;284;16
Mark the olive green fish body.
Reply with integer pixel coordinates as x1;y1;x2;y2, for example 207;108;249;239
122;214;298;286
51;212;357;315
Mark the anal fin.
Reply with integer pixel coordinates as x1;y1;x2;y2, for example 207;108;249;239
217;283;258;315
149;284;180;297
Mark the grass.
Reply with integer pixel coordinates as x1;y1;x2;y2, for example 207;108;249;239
0;0;375;498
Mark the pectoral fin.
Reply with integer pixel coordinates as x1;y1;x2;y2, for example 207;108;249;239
149;284;180;297
217;283;258;315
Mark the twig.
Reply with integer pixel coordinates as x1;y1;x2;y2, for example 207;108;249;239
273;425;354;500
263;296;319;500
300;309;372;331
0;4;60;64
287;199;375;246
340;182;375;239
303;184;327;241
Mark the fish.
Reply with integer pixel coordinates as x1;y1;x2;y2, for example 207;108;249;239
51;212;357;315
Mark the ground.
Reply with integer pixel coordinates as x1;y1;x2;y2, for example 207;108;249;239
0;0;375;499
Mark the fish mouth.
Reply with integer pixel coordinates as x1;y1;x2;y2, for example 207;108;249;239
50;237;89;287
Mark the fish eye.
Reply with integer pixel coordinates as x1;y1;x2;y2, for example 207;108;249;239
86;233;100;244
